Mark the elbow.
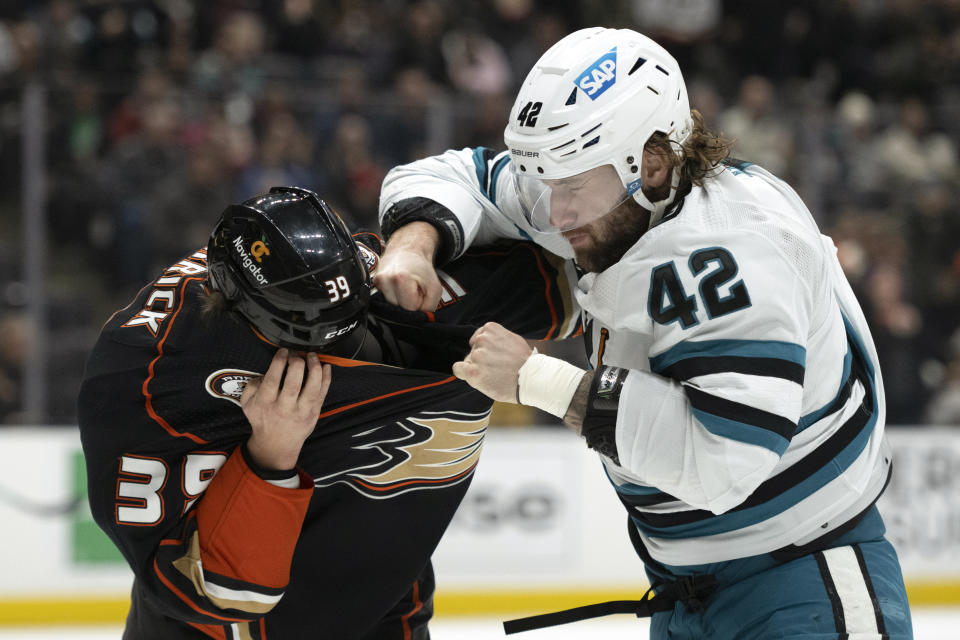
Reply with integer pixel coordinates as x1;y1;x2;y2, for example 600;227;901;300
700;452;779;515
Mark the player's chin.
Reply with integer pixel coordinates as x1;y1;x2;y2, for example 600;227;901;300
572;247;601;273
577;236;629;273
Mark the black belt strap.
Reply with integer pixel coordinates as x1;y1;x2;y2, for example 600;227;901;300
503;575;718;635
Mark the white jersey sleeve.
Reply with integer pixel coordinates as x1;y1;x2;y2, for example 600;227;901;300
379;147;574;260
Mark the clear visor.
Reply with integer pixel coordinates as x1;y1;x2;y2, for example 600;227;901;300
513;163;633;233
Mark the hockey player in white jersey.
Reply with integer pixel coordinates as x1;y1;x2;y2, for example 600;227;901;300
374;27;913;639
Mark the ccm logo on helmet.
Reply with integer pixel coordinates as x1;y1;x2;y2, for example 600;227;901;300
232;235;270;285
325;320;359;341
575;47;617;100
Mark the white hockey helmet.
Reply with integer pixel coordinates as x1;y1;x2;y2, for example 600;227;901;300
504;27;693;232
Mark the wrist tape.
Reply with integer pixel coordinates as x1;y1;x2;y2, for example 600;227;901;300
517;351;587;418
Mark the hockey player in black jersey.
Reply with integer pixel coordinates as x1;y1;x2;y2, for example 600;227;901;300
77;186;579;640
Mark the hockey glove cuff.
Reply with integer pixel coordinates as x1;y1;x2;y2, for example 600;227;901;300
381;197;465;266
580;366;629;465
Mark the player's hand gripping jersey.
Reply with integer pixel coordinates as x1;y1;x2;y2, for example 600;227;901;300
78;234;578;640
381;149;892;566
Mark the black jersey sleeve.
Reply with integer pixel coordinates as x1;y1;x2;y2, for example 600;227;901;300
369;240;582;371
433;241;581;341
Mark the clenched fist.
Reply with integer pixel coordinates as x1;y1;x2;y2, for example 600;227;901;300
452;322;534;403
373;221;443;312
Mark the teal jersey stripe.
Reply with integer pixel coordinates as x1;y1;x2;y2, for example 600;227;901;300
488;154;510;205
471;146;489;191
615;481;663;496
691;409;791;455
604;465;662;495
841;313;875;378
650;339;807;375
634;403;876;540
634;322;879;541
797;344;853;432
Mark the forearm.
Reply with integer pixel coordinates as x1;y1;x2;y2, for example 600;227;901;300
381;220;441;264
380;149;542;259
380;198;459;265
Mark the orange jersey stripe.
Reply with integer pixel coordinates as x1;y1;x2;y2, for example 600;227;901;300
401;580;423;640
142;276;208;445
152;556;247;623
317;376;459;419
597;328;609;368
351;461;477;492
187;621;229;640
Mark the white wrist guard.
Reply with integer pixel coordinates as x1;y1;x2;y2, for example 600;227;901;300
517;350;587;418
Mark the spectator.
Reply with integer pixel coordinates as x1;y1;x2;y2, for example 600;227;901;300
926;346;960;425
0;312;28;425
273;0;325;61
237;107;316;202
718;74;796;179
1;1;958;426
441;26;513;97
99;79;186;286
192;10;267;99
320;113;385;228
391;0;449;85
149;144;233;269
828;91;886;206
875;97;959;186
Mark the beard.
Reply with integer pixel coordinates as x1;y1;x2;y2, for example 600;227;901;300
568;198;650;273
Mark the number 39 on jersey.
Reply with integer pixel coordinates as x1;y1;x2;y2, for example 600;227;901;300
648;246;751;329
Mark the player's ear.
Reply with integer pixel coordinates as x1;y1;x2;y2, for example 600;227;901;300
641;146;670;189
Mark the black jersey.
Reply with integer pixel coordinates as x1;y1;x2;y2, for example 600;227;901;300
78;237;579;640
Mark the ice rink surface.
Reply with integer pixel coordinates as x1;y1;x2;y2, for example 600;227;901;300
0;608;957;639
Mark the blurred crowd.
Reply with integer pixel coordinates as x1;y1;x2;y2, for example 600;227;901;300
0;0;958;426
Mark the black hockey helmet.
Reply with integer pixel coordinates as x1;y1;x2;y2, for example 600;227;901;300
207;186;371;351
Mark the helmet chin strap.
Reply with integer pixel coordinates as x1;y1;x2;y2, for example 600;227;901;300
635;166;682;230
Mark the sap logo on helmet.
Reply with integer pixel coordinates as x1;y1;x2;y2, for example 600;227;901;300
575;47;617;100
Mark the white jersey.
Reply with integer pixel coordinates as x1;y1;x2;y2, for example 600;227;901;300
380;147;891;566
